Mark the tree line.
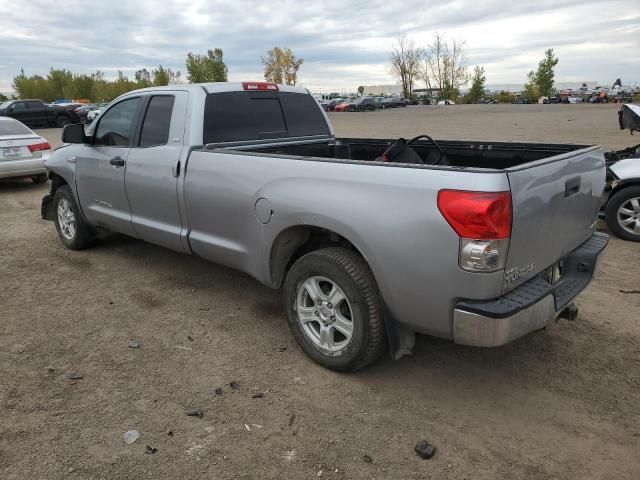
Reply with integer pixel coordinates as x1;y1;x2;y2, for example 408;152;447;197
390;33;559;103
9;47;304;102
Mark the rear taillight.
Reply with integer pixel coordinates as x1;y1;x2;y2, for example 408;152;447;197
242;81;279;91
438;190;512;272
28;142;51;152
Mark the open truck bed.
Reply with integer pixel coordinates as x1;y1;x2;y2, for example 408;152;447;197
230;137;591;171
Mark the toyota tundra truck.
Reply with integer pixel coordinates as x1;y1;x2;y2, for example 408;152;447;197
41;82;608;371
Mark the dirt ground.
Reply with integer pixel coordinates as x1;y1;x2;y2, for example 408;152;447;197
1;104;638;480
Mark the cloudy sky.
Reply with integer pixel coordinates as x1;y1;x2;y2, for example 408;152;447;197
1;0;639;93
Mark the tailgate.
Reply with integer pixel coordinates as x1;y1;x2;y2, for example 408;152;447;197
503;146;605;293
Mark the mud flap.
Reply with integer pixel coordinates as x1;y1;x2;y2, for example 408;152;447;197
382;303;415;360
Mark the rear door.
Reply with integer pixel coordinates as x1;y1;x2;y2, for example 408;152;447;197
503;147;605;292
125;92;188;252
26;101;48;125
75;96;142;236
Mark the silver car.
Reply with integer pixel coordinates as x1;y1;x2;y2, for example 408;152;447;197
0;117;50;183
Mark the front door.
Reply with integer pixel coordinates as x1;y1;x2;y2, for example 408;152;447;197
75;96;142;236
10;102;31;125
125;92;188;252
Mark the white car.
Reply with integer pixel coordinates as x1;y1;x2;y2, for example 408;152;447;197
437;99;456;105
0;117;51;183
86;107;105;122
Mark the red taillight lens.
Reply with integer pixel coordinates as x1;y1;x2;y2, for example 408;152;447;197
242;81;279;91
28;142;51;152
437;190;512;239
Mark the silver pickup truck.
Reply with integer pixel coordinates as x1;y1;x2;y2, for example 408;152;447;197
41;82;608;371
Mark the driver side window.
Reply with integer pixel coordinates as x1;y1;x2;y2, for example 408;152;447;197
94;97;141;147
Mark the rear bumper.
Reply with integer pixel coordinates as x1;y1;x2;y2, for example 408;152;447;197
0;158;46;179
452;232;608;347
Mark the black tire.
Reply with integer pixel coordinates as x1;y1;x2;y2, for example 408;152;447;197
605;186;640;242
53;185;95;250
283;247;385;371
31;174;48;184
56;115;71;128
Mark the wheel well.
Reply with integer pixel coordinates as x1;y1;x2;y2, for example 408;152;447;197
607;180;640;204
49;173;68;192
269;226;364;288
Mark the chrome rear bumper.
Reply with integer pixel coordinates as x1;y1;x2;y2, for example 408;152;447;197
453;232;608;347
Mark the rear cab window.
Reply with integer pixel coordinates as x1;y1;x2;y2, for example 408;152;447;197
203;91;329;144
139;95;175;147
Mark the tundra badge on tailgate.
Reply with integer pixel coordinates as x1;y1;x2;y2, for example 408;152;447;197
505;263;536;283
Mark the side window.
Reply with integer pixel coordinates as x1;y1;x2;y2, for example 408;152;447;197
139;95;175;147
13;102;27;112
26;101;43;109
94;97;141;147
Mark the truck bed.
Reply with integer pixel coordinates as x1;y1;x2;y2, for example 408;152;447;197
230;137;591;170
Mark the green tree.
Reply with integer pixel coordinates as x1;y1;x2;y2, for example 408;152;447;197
152;65;181;86
0;92;8;102
467;66;486;103
495;90;515;103
135;68;152;88
524;71;541;102
358;85;365;95
262;47;304;85
186;49;228;83
525;48;559;100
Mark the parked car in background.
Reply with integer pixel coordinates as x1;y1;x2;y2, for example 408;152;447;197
479;98;498;104
86;105;106;122
348;97;376;112
42;81;607;371
0;99;80;128
513;96;532;104
0;117;51;183
601;104;640;241
74;104;96;123
541;96;562;104
437;99;456;105
333;100;352;112
323;99;345;112
381;97;406;109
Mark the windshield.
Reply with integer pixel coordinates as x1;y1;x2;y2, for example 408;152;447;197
0;119;32;135
0;101;14;109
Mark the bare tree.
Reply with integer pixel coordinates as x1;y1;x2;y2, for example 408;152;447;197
425;33;468;100
390;37;421;98
418;48;433;94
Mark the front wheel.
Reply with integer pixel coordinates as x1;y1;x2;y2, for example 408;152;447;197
283;247;386;371
605;186;640;241
53;185;95;250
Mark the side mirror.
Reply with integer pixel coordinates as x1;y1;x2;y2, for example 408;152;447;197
62;123;87;144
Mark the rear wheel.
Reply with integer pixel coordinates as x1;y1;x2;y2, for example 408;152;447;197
56;115;71;128
283;247;385;371
53;185;95;250
605;186;640;241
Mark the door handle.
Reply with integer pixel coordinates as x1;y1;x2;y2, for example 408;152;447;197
565;177;581;197
110;156;125;167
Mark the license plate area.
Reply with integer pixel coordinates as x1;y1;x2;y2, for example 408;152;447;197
544;261;564;286
2;146;24;158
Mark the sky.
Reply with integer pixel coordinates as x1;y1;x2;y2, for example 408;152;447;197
1;0;639;94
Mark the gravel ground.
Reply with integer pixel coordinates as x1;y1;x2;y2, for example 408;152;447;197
1;104;639;480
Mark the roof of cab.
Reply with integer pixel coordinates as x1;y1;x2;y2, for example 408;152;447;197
124;82;309;96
